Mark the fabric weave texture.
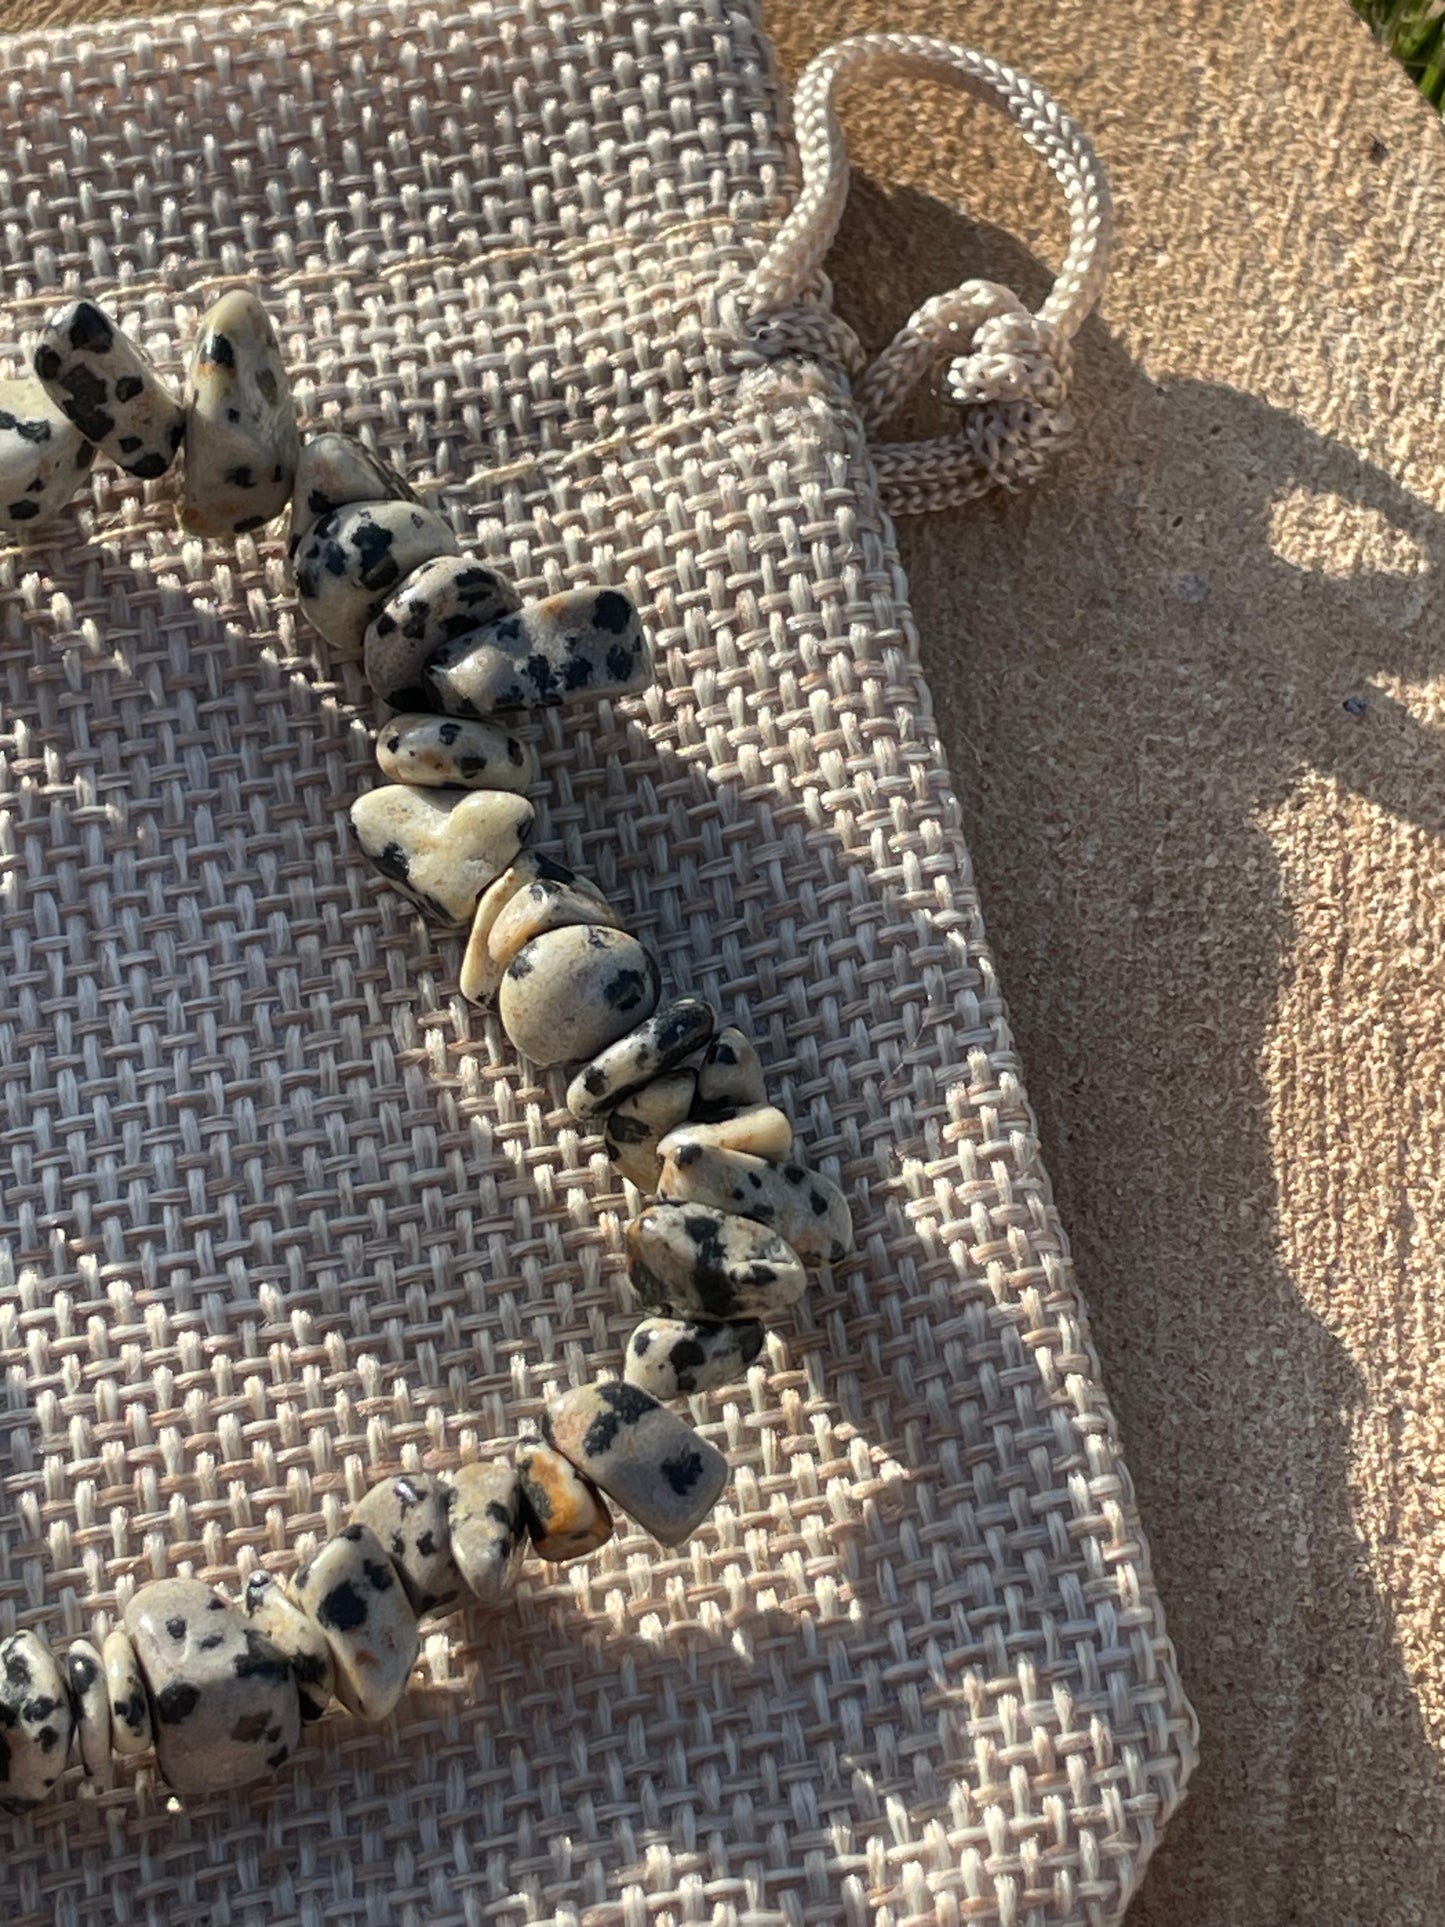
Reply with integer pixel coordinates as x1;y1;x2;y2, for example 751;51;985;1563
0;3;1197;1922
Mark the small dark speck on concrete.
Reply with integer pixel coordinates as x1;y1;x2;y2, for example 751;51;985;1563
1344;696;1368;719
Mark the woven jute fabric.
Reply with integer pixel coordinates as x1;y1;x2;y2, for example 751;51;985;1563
0;4;1196;1922
769;6;1445;1923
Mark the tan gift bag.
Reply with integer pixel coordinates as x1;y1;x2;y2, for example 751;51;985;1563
0;4;1197;1921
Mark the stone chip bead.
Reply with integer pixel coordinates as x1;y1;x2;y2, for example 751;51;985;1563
293;499;459;658
291;1524;420;1720
499;924;660;1068
124;1578;299;1795
350;785;533;927
694;1026;768;1119
515;1441;614;1562
624;1315;766;1402
353;1473;464;1617
102;1626;152;1756
626;1201;809;1321
242;1572;335;1722
376;714;537;793
364;553;522;703
0;375;95;530
419;587;650;717
658;1103;793;1163
459;852;598;1006
0;1630;73;1813
543;1382;729;1547
604;1069;698;1191
182;289;299;534
487;871;623;973
447;1460;526;1605
64;1639;112;1788
658;1141;854;1264
566;996;716;1122
33;298;183;479
289;429;419;550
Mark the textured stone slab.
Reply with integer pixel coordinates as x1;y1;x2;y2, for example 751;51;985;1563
64;1639;112;1788
33;298;181;479
102;1627;151;1757
0;1630;73;1813
418;587;651;716
376;714;537;793
289;430;419;549
447;1461;526;1605
242;1572;335;1722
0;374;95;530
658;1141;853;1264
625;1201;808;1321
566;997;717;1121
350;784;533;927
603;1069;698;1191
499;924;660;1067
364;552;522;702
515;1441;613;1562
693;1026;768;1120
293;498;459;657
544;1381;729;1546
353;1473;464;1616
291;1524;419;1720
623;1315;766;1401
182;289;299;534
124;1578;299;1795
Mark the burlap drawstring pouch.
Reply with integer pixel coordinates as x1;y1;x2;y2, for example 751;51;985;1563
0;5;1199;1922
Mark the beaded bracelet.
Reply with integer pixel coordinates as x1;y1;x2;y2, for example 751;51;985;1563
0;288;853;1812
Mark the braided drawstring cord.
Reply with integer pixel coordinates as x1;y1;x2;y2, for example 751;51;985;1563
742;34;1112;515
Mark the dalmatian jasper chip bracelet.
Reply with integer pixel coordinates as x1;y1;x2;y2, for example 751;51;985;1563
0;289;854;1811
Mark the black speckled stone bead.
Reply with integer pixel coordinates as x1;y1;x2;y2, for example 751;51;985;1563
658;1104;793;1163
0;1630;73;1813
349;784;534;927
102;1627;151;1757
364;553;522;703
124;1578;300;1795
604;1068;698;1191
692;1025;768;1120
353;1474;464;1617
515;1441;613;1562
64;1638;112;1788
293;499;459;658
543;1381;729;1546
0;374;95;530
658;1140;853;1264
182;288;299;535
623;1315;766;1401
32;300;182;480
565;997;717;1122
499;924;661;1068
486;873;623;974
291;1524;419;1719
289;430;420;551
625;1201;808;1321
447;1461;527;1604
376;714;537;793
417;587;651;717
242;1572;335;1723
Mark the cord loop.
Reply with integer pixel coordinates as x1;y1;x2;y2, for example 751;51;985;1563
744;34;1111;514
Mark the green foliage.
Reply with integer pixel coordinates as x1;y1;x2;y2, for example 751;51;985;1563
1354;0;1445;106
